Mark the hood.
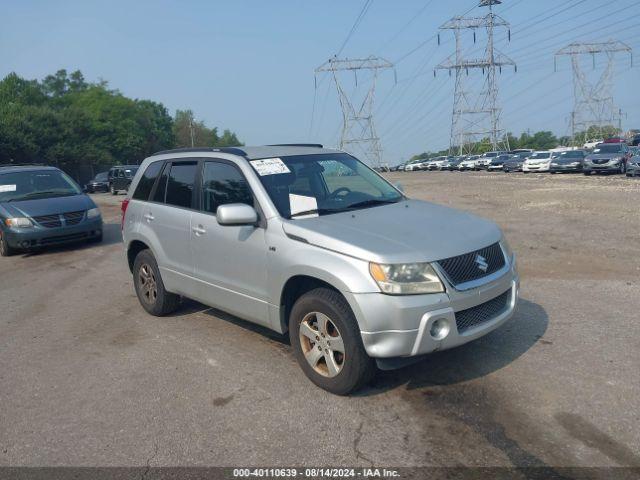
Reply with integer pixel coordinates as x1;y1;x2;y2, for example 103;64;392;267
281;199;502;264
586;153;621;160
0;194;95;219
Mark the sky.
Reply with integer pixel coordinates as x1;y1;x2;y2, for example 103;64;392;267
2;0;639;164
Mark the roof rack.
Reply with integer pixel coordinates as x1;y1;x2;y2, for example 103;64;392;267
267;144;323;148
151;147;247;157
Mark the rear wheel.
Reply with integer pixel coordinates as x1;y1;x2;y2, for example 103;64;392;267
133;249;180;316
289;287;376;395
0;231;16;257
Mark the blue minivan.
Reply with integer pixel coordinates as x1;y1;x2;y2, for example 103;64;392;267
0;165;103;256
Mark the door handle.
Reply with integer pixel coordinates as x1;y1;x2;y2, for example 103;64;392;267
192;225;206;236
143;213;154;222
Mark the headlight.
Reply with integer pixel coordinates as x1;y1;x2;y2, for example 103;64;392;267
369;262;444;295
5;217;33;228
87;207;101;219
500;236;514;260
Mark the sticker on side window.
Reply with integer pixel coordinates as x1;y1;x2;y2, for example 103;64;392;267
0;185;17;193
250;158;290;176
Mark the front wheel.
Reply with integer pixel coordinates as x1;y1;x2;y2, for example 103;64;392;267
289;288;376;395
0;231;16;257
133;249;181;316
620;162;626;174
110;184;118;195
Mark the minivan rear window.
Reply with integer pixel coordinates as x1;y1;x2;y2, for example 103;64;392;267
132;162;163;201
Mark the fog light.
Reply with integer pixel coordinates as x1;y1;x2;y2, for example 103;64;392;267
429;318;450;340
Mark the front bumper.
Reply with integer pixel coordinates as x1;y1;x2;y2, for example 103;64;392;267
583;162;621;172
4;217;103;249
550;164;582;172
627;163;640;175
523;163;550;172
348;256;519;359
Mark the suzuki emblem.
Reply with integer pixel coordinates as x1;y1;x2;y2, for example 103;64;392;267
475;254;489;272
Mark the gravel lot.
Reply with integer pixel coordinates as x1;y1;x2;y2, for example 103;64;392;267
1;171;639;469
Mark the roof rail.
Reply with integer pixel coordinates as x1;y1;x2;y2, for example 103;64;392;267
267;144;323;148
151;147;247;157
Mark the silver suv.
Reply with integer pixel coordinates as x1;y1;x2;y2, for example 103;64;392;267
122;145;519;394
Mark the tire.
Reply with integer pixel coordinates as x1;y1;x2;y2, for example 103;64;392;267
583;171;592;176
289;287;376;395
620;162;626;174
110;184;117;195
627;173;632;177
88;232;103;244
0;231;16;257
133;249;181;316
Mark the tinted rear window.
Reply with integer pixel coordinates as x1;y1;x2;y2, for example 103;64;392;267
132;162;163;201
165;162;197;208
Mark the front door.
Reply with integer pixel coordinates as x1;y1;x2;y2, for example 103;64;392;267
190;159;270;326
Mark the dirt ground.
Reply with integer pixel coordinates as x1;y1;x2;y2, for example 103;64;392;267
0;170;638;472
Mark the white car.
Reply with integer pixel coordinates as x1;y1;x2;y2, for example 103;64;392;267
522;151;553;173
458;156;480;171
476;151;506;169
429;157;449;170
404;161;425;172
583;139;604;150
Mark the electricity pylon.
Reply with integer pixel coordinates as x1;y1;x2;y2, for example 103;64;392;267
555;40;633;145
316;56;394;167
436;0;516;155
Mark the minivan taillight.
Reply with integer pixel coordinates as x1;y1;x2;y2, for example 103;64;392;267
121;198;130;230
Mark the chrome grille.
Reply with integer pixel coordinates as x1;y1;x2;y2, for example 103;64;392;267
63;210;85;225
455;289;511;333
33;214;62;228
437;242;506;286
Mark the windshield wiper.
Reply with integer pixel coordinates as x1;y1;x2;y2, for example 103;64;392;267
345;199;400;210
290;208;344;218
10;191;75;201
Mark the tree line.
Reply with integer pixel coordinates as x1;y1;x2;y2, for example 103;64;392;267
410;125;620;161
0;69;242;181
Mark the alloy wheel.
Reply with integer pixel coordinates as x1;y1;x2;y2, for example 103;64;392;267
138;263;158;305
299;312;345;378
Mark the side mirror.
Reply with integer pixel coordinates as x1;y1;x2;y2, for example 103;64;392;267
394;182;405;193
216;203;258;226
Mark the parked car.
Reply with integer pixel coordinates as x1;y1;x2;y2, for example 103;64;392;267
404;160;425;172
503;152;530;172
122;145;519;394
522;151;552;173
487;154;511;171
549;150;586;173
428;156;448;171
583;139;603;150
631;134;640;147
84;171;109;193
442;157;463;171
583;143;631;175
602;137;627;144
458;156;480;171
0;165;102;256
108;165;139;195
476;151;507;169
626;151;640;177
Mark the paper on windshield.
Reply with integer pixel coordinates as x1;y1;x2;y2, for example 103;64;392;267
289;194;318;219
0;185;17;193
251;158;290;176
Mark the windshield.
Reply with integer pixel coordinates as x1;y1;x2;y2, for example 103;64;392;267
555;151;584;159
530;152;551;159
251;153;403;219
94;172;108;181
0;169;81;202
124;168;138;178
593;144;622;154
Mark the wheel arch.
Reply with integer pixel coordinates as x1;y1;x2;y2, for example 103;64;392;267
127;239;150;273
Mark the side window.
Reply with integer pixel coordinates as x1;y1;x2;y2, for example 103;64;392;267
201;162;253;214
152;163;170;203
132;161;163;201
165;162;197;208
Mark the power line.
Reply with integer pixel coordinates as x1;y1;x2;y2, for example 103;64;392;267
336;0;374;57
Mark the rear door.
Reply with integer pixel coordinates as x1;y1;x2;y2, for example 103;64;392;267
140;160;198;295
189;159;270;326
